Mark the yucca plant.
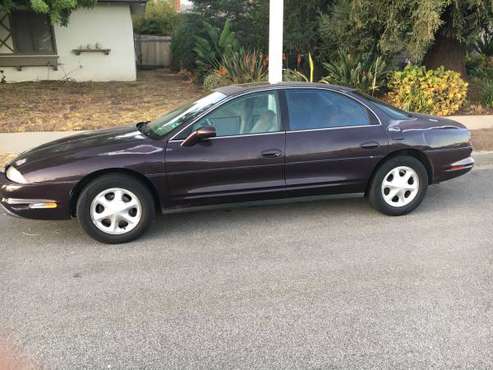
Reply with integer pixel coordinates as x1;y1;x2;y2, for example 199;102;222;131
220;49;267;84
321;50;388;95
283;52;316;82
474;32;493;57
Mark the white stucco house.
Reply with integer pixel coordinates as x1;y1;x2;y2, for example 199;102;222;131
0;0;146;82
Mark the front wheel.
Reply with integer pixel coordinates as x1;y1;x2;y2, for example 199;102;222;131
76;174;155;244
369;156;428;216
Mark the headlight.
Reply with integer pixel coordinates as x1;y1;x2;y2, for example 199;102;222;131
6;166;28;184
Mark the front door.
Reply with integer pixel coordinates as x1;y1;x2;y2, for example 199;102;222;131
165;90;286;204
284;89;388;193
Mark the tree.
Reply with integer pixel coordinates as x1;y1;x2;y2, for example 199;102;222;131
0;0;96;25
319;0;493;76
191;0;333;70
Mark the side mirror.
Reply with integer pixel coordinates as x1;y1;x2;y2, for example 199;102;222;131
181;126;216;147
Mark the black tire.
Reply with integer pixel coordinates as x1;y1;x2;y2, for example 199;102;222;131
369;156;428;216
76;174;155;244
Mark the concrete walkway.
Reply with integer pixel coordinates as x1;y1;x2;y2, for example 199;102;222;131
0;115;492;155
448;115;493;130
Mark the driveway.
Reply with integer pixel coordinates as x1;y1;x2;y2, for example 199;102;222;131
1;167;493;369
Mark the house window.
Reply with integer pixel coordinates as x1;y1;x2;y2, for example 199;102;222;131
11;10;56;54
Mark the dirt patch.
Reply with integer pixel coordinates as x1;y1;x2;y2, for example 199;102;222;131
471;129;493;152
0;70;203;132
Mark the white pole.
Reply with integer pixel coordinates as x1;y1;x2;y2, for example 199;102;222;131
268;0;284;84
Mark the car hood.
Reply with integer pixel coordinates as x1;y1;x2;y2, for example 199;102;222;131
11;124;150;171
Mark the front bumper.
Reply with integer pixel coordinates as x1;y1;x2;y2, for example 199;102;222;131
0;171;76;220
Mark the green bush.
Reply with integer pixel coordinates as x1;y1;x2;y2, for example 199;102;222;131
474;33;493;57
170;12;207;71
387;65;468;116
133;0;179;36
283;69;310;82
194;20;241;78
320;50;388;95
203;72;231;91
466;53;493;80
477;79;493;107
220;50;267;84
202;50;267;90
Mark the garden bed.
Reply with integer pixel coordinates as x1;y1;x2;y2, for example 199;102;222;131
0;69;203;133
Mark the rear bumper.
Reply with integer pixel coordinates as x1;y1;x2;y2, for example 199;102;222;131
0;171;75;220
426;146;474;183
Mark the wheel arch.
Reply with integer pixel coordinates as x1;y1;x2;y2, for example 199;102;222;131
366;149;434;195
69;168;161;217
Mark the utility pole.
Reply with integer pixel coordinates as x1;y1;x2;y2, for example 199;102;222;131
268;0;284;84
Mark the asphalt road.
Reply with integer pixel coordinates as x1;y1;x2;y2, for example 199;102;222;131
1;167;493;369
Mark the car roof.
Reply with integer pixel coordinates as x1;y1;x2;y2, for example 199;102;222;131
215;82;356;97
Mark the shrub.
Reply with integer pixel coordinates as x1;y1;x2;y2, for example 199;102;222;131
387;65;468;116
170;12;207;71
320;50;388;95
133;0;179;36
203;71;231;90
478;79;493;108
202;50;267;90
194;20;241;78
474;33;493;57
466;53;493;80
220;50;267;84
283;69;310;82
283;53;315;82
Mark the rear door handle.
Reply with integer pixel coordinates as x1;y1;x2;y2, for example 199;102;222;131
360;141;379;149
261;149;282;158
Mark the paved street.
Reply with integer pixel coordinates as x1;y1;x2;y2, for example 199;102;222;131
1;167;493;369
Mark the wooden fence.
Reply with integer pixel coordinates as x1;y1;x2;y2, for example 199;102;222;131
134;34;172;69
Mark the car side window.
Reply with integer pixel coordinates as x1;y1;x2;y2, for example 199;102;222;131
177;91;281;139
285;89;377;131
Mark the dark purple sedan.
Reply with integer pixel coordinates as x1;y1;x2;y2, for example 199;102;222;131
0;83;474;243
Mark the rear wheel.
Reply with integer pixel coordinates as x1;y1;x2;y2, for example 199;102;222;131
77;174;154;244
369;156;428;216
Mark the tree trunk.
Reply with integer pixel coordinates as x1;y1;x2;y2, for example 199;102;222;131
423;34;466;77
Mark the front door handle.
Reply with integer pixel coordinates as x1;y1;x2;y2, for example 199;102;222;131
360;141;379;149
261;149;282;158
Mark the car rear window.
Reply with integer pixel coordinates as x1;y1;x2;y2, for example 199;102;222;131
285;89;377;131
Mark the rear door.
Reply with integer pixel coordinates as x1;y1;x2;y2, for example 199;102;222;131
284;88;388;192
165;90;286;204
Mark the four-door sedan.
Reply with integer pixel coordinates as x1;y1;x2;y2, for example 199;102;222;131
1;83;474;243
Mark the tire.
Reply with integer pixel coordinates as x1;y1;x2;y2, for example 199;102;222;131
76;174;155;244
369;156;428;216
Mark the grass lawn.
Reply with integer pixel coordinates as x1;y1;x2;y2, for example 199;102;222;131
0;70;203;133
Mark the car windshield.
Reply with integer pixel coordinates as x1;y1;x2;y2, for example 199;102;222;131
354;92;412;120
147;92;227;137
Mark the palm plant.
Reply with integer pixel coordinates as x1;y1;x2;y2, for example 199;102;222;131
193;20;241;76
